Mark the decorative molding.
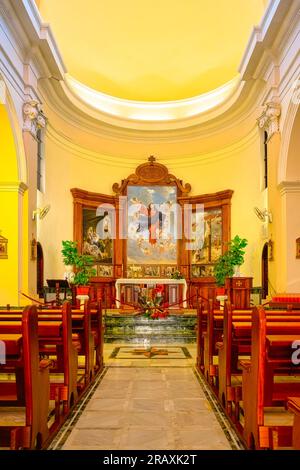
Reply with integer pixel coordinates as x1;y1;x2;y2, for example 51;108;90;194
0;181;28;194
46;122;259;169
23;99;47;138
112;156;191;195
257;101;281;140
278;180;300;196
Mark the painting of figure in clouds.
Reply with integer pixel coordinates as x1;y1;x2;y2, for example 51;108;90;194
127;186;178;265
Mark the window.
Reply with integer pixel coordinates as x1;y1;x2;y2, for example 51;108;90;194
37;128;44;192
263;130;268;189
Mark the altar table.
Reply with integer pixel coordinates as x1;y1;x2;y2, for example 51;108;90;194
115;278;187;309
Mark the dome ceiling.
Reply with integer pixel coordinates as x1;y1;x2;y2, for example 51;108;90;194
37;0;266;102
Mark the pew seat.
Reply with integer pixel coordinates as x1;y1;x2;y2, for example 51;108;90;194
287;397;300;449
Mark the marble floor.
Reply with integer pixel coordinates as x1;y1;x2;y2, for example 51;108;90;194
50;343;243;450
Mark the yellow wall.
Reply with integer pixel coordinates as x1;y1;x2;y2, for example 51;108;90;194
0;105;18;180
0;105;24;305
38;126;266;287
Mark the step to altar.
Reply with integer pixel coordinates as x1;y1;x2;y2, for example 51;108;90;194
104;309;197;344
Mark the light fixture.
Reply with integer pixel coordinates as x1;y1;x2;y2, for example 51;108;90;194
32;204;51;220
254;207;272;223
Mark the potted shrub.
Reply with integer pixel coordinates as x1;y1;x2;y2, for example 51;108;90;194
61;240;79;284
73;253;97;295
227;235;248;277
213;235;248;293
61;240;79;266
213;251;234;295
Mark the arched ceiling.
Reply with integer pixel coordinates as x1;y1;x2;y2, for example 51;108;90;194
37;0;266;102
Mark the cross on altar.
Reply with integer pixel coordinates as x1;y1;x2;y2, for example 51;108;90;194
235;280;243;287
148;155;156;164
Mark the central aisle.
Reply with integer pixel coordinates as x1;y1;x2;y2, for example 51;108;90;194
51;345;243;450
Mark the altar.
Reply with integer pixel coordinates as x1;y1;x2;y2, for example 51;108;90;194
115;278;188;309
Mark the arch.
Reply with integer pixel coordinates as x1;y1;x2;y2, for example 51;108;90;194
278;89;300;183
277;96;300;292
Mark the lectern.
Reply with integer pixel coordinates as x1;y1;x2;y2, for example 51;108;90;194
225;277;253;309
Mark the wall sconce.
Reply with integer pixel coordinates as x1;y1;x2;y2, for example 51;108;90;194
0;232;8;259
31;235;37;261
268;239;274;261
296;237;300;259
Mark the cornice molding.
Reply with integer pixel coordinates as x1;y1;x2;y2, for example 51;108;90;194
0;181;28;194
46;121;259;169
278;181;300;196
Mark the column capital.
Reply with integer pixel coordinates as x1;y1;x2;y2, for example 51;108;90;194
23;99;47;139
257;101;281;141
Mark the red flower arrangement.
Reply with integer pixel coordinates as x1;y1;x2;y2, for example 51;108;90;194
137;285;169;319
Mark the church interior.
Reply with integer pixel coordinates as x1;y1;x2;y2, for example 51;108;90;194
0;0;300;452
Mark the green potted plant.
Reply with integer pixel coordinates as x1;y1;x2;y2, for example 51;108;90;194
213;235;248;293
73;253;97;295
227;235;248;276
213;251;234;294
61;240;79;284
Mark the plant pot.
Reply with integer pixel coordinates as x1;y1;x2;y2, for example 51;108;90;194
216;287;226;296
76;286;90;296
64;265;75;284
233;265;241;277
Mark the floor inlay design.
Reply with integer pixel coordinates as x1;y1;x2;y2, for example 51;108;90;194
109;345;192;360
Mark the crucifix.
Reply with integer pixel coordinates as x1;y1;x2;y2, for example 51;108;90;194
148;155;156;164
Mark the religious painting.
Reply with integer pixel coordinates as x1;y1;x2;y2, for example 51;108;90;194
161;265;177;277
127;264;161;278
127;264;143;278
191;264;215;278
190;208;222;265
82;208;113;264
0;235;8;259
127;186;178;265
97;264;113;277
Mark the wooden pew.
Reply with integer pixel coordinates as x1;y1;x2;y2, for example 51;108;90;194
0;303;79;418
196;301;208;374
240;306;300;449
0;306;50;449
287;397;300;449
216;303;300;420
202;301;251;387
0;301;101;388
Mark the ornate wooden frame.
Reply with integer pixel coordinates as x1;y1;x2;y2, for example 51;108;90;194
113;156;191;276
71;158;233;304
112;156;191;196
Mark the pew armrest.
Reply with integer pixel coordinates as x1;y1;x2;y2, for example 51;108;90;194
287;397;300;415
239;359;251;372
